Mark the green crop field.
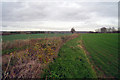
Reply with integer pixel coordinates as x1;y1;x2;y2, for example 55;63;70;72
81;33;119;78
2;33;72;42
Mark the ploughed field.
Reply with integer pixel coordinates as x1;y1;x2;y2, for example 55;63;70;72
1;33;119;78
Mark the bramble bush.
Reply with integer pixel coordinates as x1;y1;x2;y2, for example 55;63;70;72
2;34;79;78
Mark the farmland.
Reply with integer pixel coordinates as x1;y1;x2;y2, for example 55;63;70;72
43;35;97;78
43;33;119;78
2;33;72;42
2;33;79;78
2;33;72;55
81;33;119;78
1;33;119;78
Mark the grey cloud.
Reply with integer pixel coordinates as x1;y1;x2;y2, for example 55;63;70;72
2;2;61;21
1;1;118;31
2;2;117;21
2;2;26;21
1;2;94;21
2;25;8;27
95;3;117;18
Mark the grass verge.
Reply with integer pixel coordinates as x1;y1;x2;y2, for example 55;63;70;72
43;35;97;78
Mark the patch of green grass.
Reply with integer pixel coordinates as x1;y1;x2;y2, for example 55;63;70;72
2;33;72;42
81;33;119;78
43;36;97;78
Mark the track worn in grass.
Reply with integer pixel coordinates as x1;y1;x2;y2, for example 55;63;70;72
44;35;97;78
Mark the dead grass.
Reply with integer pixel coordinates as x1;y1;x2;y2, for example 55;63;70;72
2;33;79;78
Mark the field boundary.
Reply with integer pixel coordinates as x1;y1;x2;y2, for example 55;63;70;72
78;39;97;76
2;34;79;78
80;39;107;78
43;35;97;78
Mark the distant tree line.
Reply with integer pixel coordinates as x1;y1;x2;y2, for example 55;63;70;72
95;27;120;33
2;31;46;35
2;31;72;35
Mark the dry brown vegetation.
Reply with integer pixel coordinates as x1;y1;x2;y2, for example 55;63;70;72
2;34;79;78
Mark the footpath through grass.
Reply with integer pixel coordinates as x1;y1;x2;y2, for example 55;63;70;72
44;35;97;78
81;33;119;78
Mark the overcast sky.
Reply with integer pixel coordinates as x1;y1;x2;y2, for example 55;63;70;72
1;0;119;31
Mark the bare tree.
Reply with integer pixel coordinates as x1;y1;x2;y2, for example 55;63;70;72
71;28;75;33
